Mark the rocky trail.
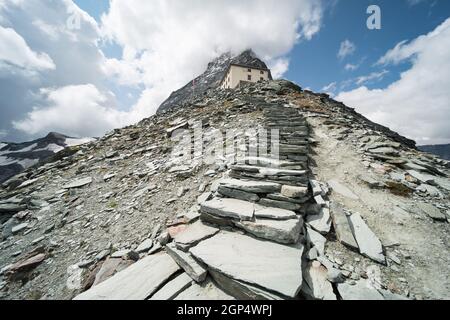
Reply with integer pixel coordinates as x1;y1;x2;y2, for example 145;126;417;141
0;80;448;300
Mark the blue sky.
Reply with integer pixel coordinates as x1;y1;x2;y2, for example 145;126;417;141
1;0;449;145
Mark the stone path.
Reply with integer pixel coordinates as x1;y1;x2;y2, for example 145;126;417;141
74;103;390;300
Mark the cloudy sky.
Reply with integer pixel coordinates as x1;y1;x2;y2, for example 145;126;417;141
0;0;449;145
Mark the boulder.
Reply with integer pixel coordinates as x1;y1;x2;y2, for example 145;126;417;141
190;231;304;298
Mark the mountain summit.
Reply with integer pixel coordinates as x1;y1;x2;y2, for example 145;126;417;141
157;50;272;113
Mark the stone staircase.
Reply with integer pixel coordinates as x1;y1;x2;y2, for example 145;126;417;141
74;103;335;300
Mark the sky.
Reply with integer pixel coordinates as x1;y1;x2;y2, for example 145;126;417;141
0;0;449;146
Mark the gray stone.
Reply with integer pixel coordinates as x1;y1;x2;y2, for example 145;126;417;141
254;204;297;220
200;198;254;221
63;177;93;189
328;180;359;200
348;213;385;264
217;186;259;202
310;180;322;196
11;223;28;235
359;175;385;189
174;221;219;251
166;243;207;283
330;202;359;250
306;207;331;235
234;217;302;244
314;195;326;207
150;273;193;300
258;198;301;211
219;178;281;193
74;253;180;300
174;278;234;300
302;261;337;300
337;280;384;300
305;226;326;256
209;269;285;300
417;203;447;221
281;185;308;198
190;231;304;298
136;239;153;253
197;192;212;204
407;170;435;185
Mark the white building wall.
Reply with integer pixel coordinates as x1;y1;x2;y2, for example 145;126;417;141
221;65;269;89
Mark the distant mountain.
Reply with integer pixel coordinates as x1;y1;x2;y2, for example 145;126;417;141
419;144;450;160
0;132;94;183
157;49;272;113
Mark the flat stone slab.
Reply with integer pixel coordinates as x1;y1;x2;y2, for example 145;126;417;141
150;273;193;300
330;202;359;250
219;178;281;194
190;231;304;298
407;170;435;185
174;278;234;300
417;203;447;221
231;165;307;177
166;243;207;283
281;185;309;198
337;280;384;300
306;207;332;235
174;221;219;251
258;198;301;211
63;177;93;189
305;226;326;256
348;213;385;264
234;217;302;244
302;261;337;300
254;204;297;220
328;180;359;200
74;253;180;300
217;186;260;202
200;198;254;221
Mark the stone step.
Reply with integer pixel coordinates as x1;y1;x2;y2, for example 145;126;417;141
218;178;282;194
200;198;255;221
231;165;307;177
189;231;304;298
229;172;308;186
73;253;180;300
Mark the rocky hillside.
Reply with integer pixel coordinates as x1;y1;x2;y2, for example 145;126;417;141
0;78;449;300
0;133;94;184
419;144;450;161
157;49;272;113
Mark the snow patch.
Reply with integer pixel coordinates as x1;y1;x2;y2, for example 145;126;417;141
65;137;95;147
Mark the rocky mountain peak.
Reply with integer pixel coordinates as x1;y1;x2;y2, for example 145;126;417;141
157;49;271;113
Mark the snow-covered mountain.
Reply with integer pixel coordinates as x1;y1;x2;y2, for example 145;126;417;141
0;132;94;183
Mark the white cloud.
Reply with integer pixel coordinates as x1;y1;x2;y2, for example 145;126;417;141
101;0;323;118
321;81;337;94
12;84;128;137
0;25;55;71
336;18;450;145
338;39;356;60
355;70;389;85
344;63;359;71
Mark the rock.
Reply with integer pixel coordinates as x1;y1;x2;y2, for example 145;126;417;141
234;217;302;244
281;185;308;198
136;239;154;253
417;203;447;222
209;269;285;300
150;223;162;239
174;278;234;300
314;195;326;207
63;177;93;189
174;221;219;251
417;184;441;197
67;264;87;291
11;223;28;235
197;192;212;204
190;231;304;298
0;203;26;214
302;261;337;300
158;231;171;245
306;207;331;235
217;186;260;202
74;253;180;300
148;243;163;255
9;253;46;273
166;243;207;283
254;204;297;220
111;250;139;261
200;198;254;221
219;178;281;193
305;226;326;256
258;198;301;211
330;202;359;250
103;173;116;181
359;175;385;189
406;170;435;185
348;213;386;264
328;180;359;200
150;273;193;300
367;147;399;157
310;180;323;196
167;224;188;238
337;280;384;300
